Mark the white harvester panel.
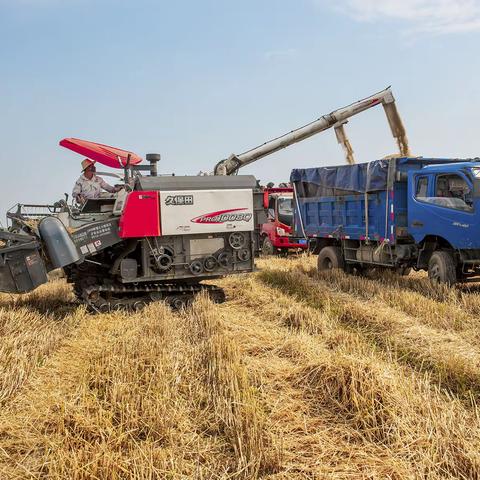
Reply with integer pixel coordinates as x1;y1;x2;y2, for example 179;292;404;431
159;189;254;235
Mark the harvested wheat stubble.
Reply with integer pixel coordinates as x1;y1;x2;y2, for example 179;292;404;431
258;260;480;400
181;294;278;478
218;287;410;478
276;256;480;335
1;257;480;478
0;280;82;405
218;271;480;479
0;295;275;479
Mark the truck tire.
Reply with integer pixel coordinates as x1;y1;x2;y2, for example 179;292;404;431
428;251;456;286
261;237;275;256
317;246;344;271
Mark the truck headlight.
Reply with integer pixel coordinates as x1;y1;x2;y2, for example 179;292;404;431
276;227;286;236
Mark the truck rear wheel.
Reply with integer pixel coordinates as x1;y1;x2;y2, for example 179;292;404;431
428;251;456;286
317;246;344;271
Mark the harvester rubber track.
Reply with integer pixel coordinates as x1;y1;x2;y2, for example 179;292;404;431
78;282;226;313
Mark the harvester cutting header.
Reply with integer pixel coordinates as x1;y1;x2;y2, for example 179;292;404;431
0;87;411;310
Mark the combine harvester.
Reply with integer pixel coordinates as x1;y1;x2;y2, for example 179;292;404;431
0;141;264;311
0;87;414;308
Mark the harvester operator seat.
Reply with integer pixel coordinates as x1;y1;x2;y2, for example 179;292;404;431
80;197;116;213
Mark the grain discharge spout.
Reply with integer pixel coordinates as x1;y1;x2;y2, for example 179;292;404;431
214;87;411;175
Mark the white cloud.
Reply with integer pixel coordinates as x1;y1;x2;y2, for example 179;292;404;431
328;0;480;34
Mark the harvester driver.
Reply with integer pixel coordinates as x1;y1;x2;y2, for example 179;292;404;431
72;159;121;204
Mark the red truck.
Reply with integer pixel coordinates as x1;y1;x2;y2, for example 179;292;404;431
260;187;308;255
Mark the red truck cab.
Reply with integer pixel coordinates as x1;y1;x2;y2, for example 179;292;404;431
260;187;307;255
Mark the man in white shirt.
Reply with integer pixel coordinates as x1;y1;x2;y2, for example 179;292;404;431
72;159;120;204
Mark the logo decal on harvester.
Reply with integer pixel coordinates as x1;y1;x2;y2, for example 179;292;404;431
191;208;252;224
165;195;194;206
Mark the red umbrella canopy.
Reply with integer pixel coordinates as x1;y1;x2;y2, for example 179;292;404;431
60;138;143;169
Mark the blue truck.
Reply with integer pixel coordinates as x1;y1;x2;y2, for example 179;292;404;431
291;157;480;284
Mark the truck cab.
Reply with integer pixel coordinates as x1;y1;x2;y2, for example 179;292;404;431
404;161;480;283
260;187;307;255
408;162;478;249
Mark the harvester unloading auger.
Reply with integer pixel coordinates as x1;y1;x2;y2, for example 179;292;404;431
0;87;409;311
214;86;410;175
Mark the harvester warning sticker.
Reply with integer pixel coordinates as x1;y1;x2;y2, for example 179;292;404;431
72;219;121;255
25;254;38;267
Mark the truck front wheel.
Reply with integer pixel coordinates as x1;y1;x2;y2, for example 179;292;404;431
261;237;275;256
317;246;344;271
428;251;456;286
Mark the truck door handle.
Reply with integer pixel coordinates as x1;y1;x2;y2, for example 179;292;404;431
412;220;424;227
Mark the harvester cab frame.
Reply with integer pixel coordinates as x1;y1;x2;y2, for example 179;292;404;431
73;149;168;217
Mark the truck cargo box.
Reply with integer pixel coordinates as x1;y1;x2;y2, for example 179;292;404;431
291;157;471;244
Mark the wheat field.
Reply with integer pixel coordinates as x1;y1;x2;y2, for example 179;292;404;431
0;256;480;479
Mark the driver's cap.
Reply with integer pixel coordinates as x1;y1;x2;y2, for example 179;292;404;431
81;158;95;172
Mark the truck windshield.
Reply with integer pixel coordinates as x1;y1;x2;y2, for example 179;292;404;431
415;173;474;212
277;197;293;226
433;173;473;211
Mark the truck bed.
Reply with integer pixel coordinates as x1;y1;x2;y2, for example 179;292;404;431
291;157;470;245
296;185;407;243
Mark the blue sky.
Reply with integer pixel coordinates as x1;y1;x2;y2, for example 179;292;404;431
0;0;479;218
